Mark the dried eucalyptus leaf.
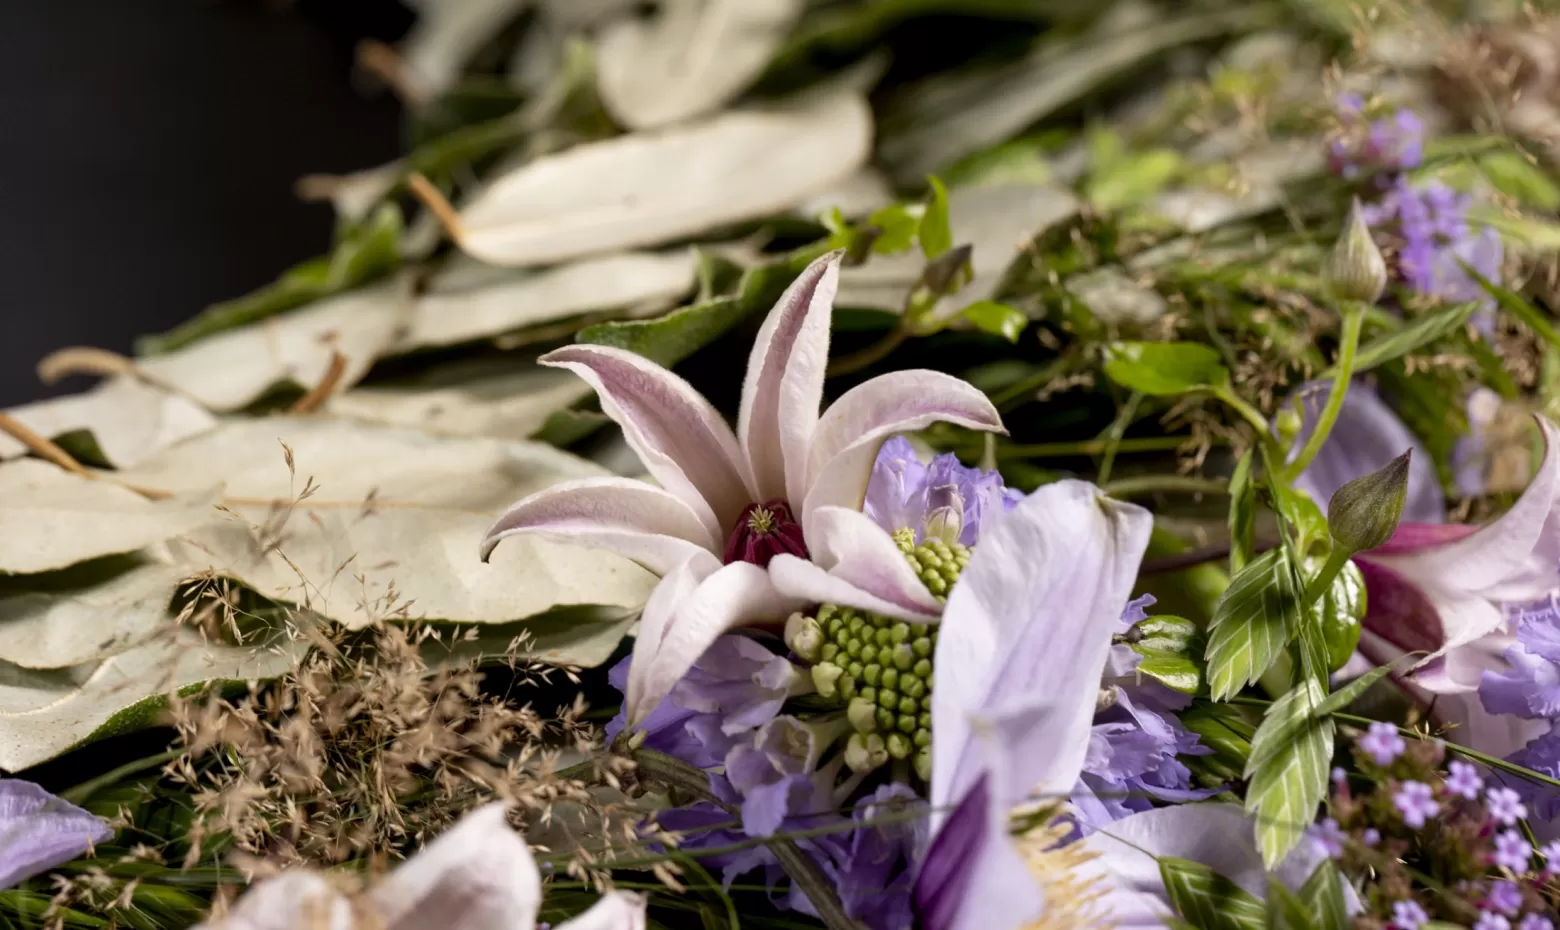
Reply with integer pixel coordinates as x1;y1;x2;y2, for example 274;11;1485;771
393;250;697;352
453;90;873;267
597;0;804;129
0;377;216;468
0;632;298;772
836;183;1079;311
0;460;216;575
328;359;592;442
796;168;895;219
115;418;656;630
0;553;186;669
401;0;532;100
137;279;413;412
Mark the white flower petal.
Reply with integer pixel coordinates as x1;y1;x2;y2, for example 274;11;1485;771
542;345;754;535
773;506;943;619
553;891;647;930
193;873;353;930
737;252;842;505
769;554;940;622
373;802;541;930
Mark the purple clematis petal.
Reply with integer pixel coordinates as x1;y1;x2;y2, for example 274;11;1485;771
0;779;113;891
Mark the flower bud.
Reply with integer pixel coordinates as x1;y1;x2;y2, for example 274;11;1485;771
914;746;932;782
812;662;844;699
922;484;965;544
1327;449;1412;555
886;732;913;761
845;733;889;773
1326;198;1387;304
848;697;879;733
785;612;823;663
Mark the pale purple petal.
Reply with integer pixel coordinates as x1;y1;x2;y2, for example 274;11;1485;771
480;477;721;573
773;506;944;620
0;779;113;891
737;252;842;506
542;344;755;534
625;559;709;733
552;892;647;930
801;370;1004;530
931;481;1153;823
1288;381;1444;524
1371;522;1481;554
768;555;941;622
863;436;930;535
626;562;807;727
914;774;1041;930
371;803;541;930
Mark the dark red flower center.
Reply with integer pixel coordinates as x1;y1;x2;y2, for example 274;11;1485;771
723;499;809;567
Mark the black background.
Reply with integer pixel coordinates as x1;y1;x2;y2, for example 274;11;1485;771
0;0;412;406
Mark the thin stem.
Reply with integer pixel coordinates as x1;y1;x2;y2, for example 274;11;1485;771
1102;475;1228;499
993;435;1194;459
1210;385;1272;438
1303;546;1352;606
1283;301;1366;482
59;749;183;806
826;326;909;378
1096;392;1143;486
990;356;1071;408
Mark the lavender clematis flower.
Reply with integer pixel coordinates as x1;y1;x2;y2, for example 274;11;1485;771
0;779;113;890
192;803;644;930
911;480;1153;930
863;437;1022;546
481;252;1004;727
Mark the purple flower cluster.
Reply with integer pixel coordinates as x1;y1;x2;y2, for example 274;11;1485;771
864;437;1021;547
1329;95;1425;177
1480;600;1560;818
1362;176;1504;313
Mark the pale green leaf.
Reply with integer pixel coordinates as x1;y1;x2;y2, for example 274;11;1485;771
1205;547;1304;700
1228;449;1256;573
1298;861;1350;930
1264;877;1314;930
1159;857;1267;930
1328;301;1477;376
959;300;1027;342
1102;341;1231;397
1246;671;1335;867
920;176;953;259
1129;615;1204;695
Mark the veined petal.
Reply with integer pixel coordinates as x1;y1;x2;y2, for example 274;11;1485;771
1368;416;1560;595
480;477;721;574
801;370;1003;528
737;251;843;505
626;561;806;727
915;773;1042;930
930;481;1152;825
372;803;541;930
625;558;708;735
0;780;114;892
542;345;754;534
773;506;944;620
553;892;647;930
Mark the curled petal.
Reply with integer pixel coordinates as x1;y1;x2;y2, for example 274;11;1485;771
931;481;1152;824
914;771;1041;930
0;780;114;891
194;872;353;930
480;477;720;574
626;561;806;727
801;370;1004;528
1289;380;1444;524
542;345;754;534
771;506;944;620
371;803;541;930
554;892;648;930
769;554;940;622
738;251;842;505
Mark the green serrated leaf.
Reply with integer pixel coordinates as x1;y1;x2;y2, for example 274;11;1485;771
920;176;953;259
959;300;1027;342
867;203;925;254
1333;301;1477;375
1129;615;1205;694
1298;861;1350;930
1102;341;1231;397
1206;548;1304;700
1246;677;1325;775
1229;449;1256;573
1181;701;1254;782
1265;876;1315;930
1160;857;1267;930
1246;670;1335;867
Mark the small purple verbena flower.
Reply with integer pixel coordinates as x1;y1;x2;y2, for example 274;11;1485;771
1361;721;1408;766
1494;829;1534;872
1362;827;1381;847
1477;915;1514;930
1446;760;1485;800
1311;818;1347;859
1331;766;1348;786
1329;102;1424;176
863;437;1020;547
1543;839;1560;876
1520;914;1556;930
1486;879;1524;916
1391;898;1429;930
1394;781;1439;828
1487;787;1530;826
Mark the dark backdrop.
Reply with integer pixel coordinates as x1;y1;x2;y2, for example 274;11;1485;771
0;0;411;406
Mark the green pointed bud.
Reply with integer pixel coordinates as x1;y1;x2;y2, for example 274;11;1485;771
1326;198;1387;305
1327;448;1412;555
845;733;889;773
922;484;964;544
1275;405;1303;447
785;612;823;663
914;746;932;782
886;732;913;760
848;697;879;733
812;662;844;699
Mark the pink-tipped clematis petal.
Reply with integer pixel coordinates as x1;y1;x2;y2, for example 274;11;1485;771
800;370;1004;530
480;477;721;575
195;872;353;930
737;251;843;506
768;506;943;620
553;892;648;930
931;480;1152;827
0;779;113;891
541;345;755;536
625;560;806;728
371;803;541;930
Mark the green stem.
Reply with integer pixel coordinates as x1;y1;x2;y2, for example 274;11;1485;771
1283;301;1365;481
1096;392;1143;486
993;435;1194;459
1210;385;1273;439
827;325;909;378
990;356;1072;408
59;748;183;806
1303;546;1351;607
1102;475;1228;499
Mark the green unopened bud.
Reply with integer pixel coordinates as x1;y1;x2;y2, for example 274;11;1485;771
1327;449;1411;555
886;732;913;760
914;746;932;781
1275;406;1303;447
922;484;964;544
1325;198;1387;305
785;612;824;663
812;662;844;699
848;697;879;733
845;733;889;773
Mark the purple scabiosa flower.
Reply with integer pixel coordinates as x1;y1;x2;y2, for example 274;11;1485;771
1480;602;1560;720
1520;914;1556;930
1311;818;1348;859
1494;829;1534;871
718;715;843;838
1487;879;1524;916
0;780;113;890
654;803;837;918
1479;915;1514;930
1391;898;1429;930
603;634;808;769
1487;786;1530;826
1505;730;1560;820
1362;721;1409;766
832;784;925;930
863;436;1021;547
1447;760;1485;799
1394;780;1439;827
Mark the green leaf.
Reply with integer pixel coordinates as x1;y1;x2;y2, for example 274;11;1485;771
1246;677;1325;774
1479;150;1560;211
1298;862;1350;930
1264;877;1315;930
1160;857;1267;930
1205;547;1304;700
1245;675;1335;866
1088;149;1184;212
1310;559;1366;673
1102;341;1231;396
866;203;925;254
959;300;1027;342
138;203;404;354
1335;301;1478;375
920;176;953;259
1181;701;1253;782
1228;449;1256;574
1313;656;1411;719
1268;478;1330;558
940;134;1057;188
1129;615;1205;694
1468;265;1560;354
